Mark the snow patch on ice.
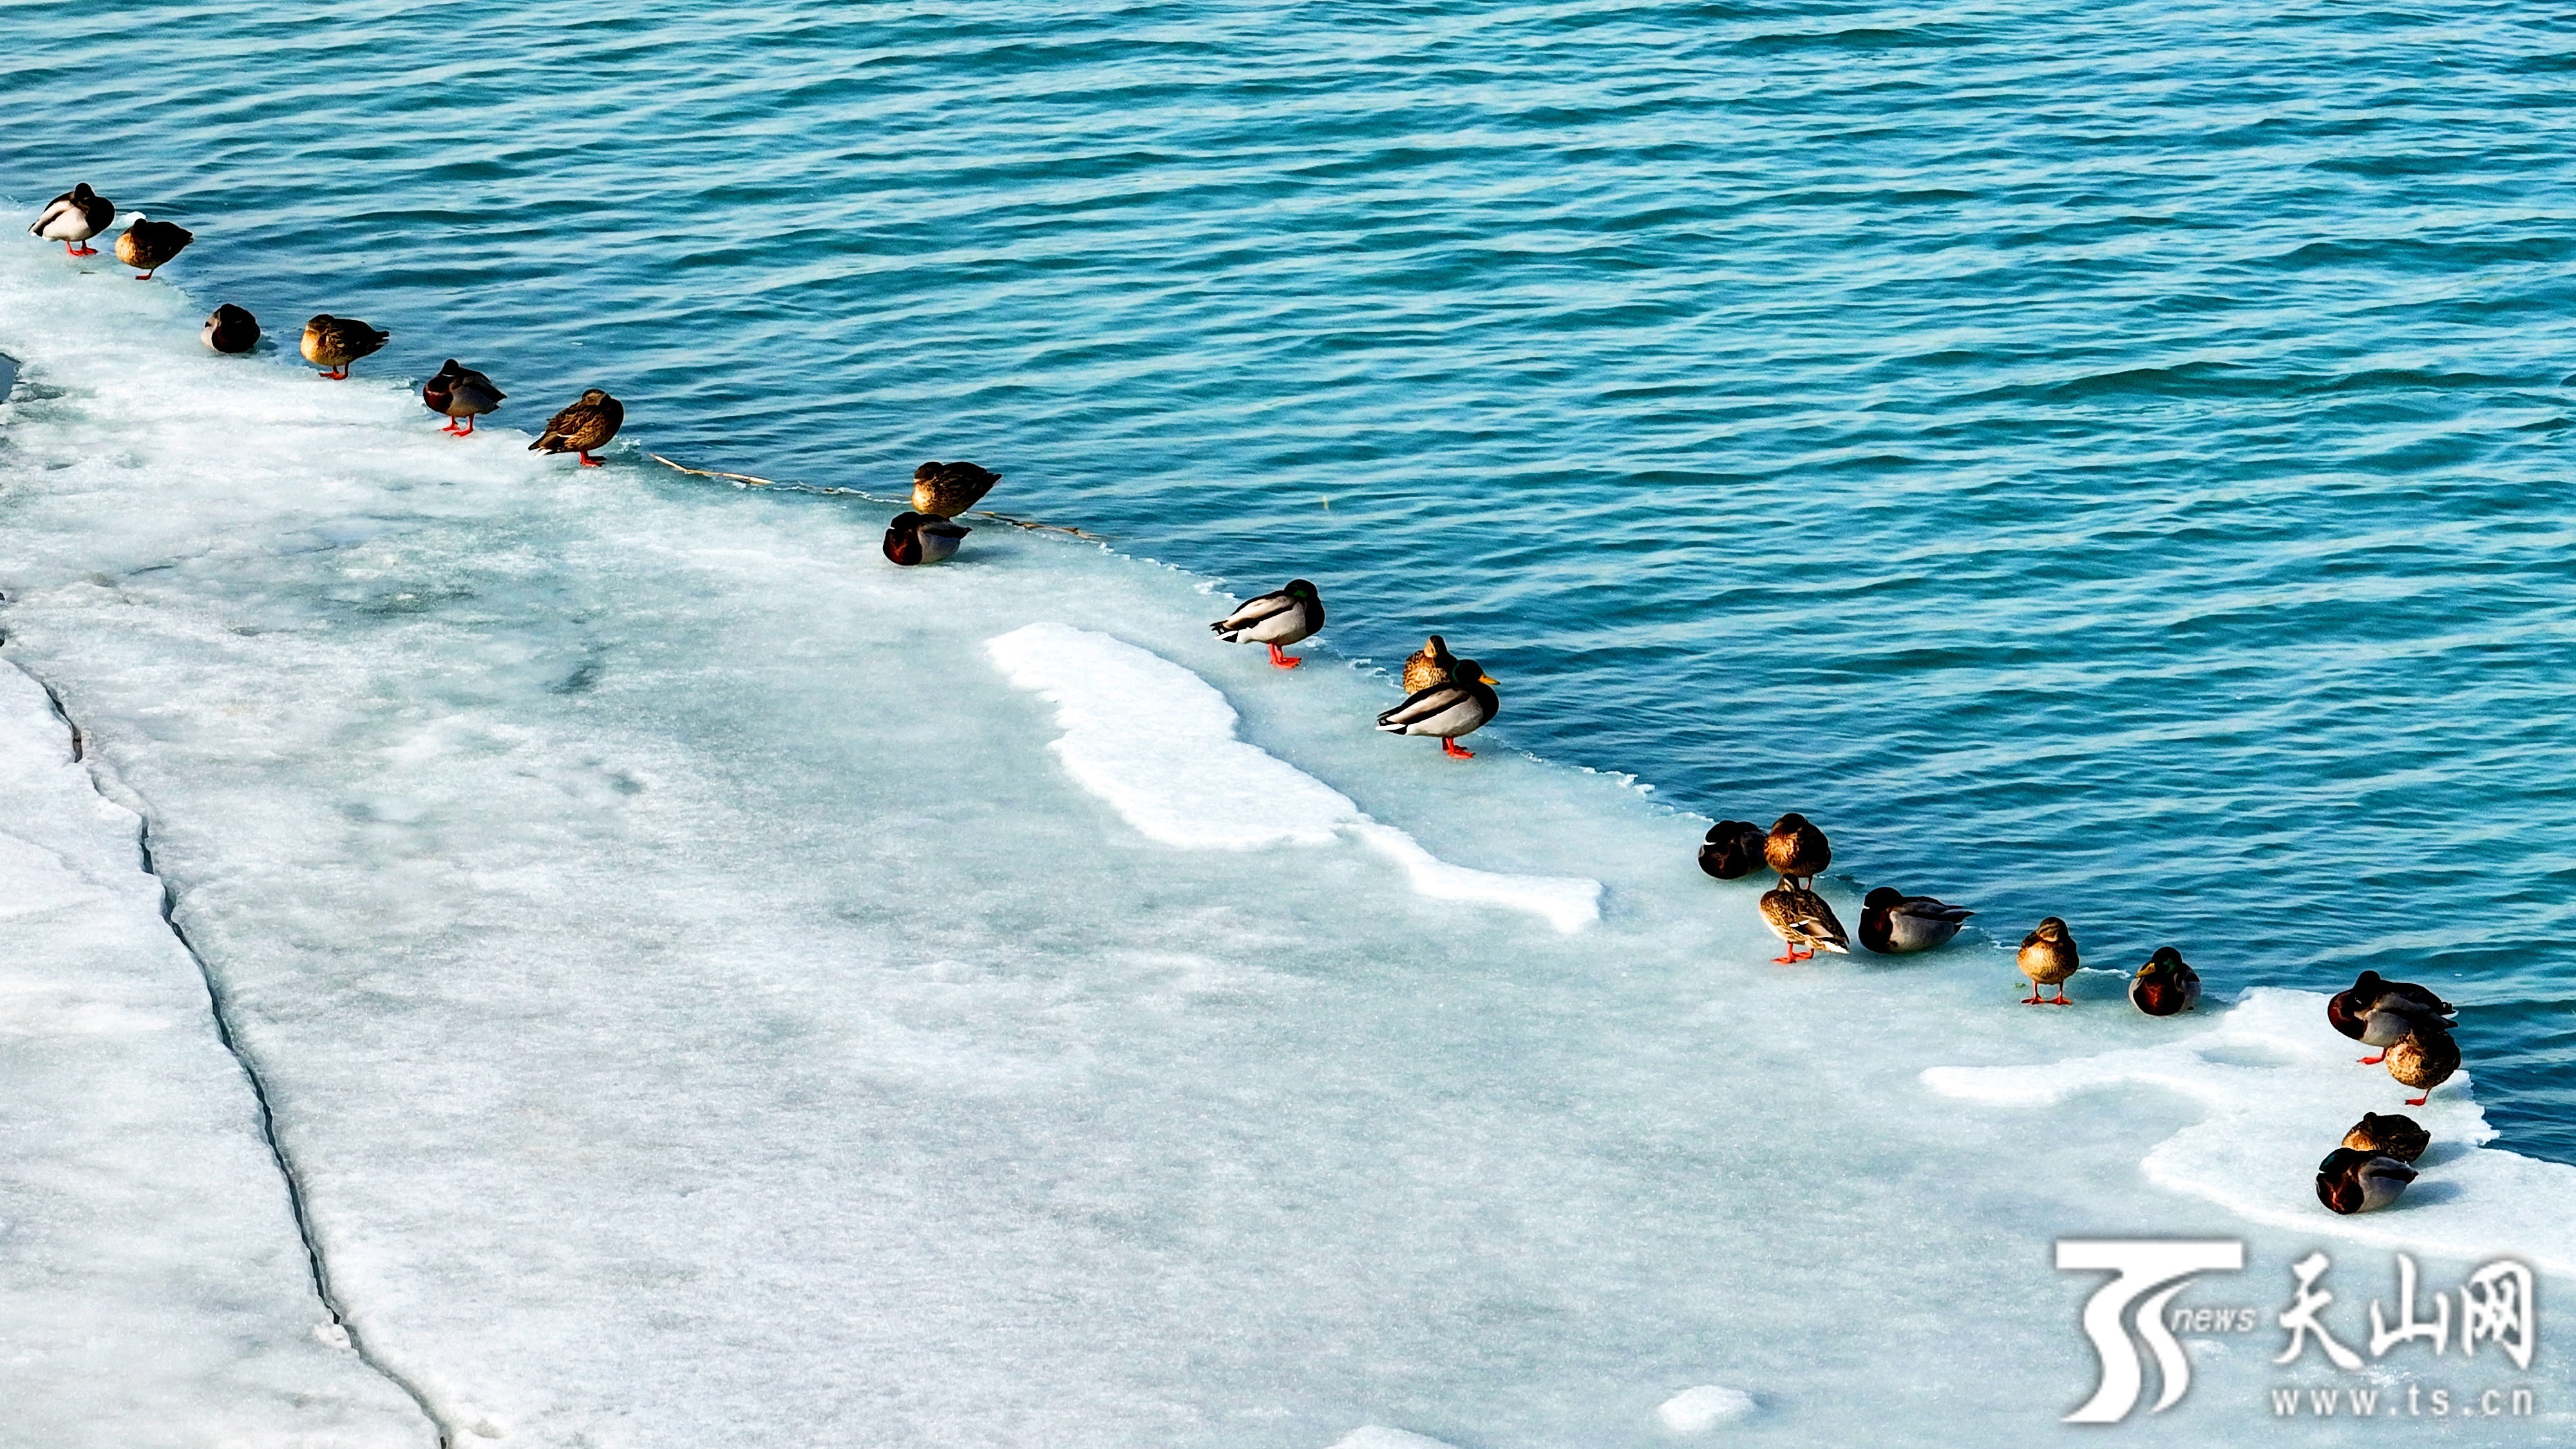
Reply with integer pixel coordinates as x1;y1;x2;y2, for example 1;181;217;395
989;623;1601;932
1924;988;2576;1274
1325;1428;1462;1449
1658;1383;1755;1432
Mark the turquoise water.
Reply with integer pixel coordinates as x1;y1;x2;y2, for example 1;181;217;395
7;0;2571;1174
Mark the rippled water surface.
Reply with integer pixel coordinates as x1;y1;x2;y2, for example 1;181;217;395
7;1;2573;1159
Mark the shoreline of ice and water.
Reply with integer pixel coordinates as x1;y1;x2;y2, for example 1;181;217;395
5;240;2571;1444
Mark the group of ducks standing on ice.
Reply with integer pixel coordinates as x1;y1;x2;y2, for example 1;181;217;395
32;184;627;465
1701;810;2464;1218
35;180;2464;1221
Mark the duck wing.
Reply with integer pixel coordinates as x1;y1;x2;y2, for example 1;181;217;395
1896;896;1975;923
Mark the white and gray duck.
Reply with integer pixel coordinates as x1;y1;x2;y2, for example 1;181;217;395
882;512;971;566
1375;655;1499;759
30;183;114;256
202;304;260;354
422;359;505;435
1858;887;1974;954
1209;579;1325;669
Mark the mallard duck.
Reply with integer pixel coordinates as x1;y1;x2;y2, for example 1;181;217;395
529;389;624;466
422;359;504;435
2327;971;2455;1065
913;460;999;518
2018;917;2080;1005
2386;1026;2459;1108
1375;657;1498;759
2341;1112;2430;1163
2315;1147;2418;1215
883;511;971;566
201;304;260;354
2128;946;2202;1016
300;316;389;380
1401;634;1459;694
115;216;191;280
1858;887;1973;954
1764;813;1830;887
1698;820;1766;880
1760;880;1850;963
1209;580;1325;668
30;183;113;256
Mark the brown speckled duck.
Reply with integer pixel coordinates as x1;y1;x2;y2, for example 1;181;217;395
1698;820;1766;881
2341;1112;2430;1163
2386;1027;2459;1108
115;215;192;280
912;460;1000;518
1401;634;1459;694
1764;813;1830;888
1760;880;1850;963
2017;917;2079;1006
529;389;624;466
301;316;389;379
30;183;113;256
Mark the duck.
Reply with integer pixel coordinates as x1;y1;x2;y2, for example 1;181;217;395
1209;580;1325;668
300;316;390;380
1401;634;1460;694
2315;1147;2419;1215
1375;657;1499;759
883;511;971;566
2386;1026;2459;1108
201;304;260;354
2017;917;2080;1005
529;389;625;466
2341;1112;2430;1163
421;359;504;435
1763;813;1830;887
1698;820;1766;880
2127;946;2202;1016
115;216;192;280
2327;971;2455;1065
1760;880;1850;963
30;183;113;256
913;460;1000;518
1858;887;1974;954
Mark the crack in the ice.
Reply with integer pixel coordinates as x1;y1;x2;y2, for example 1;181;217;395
23;663;455;1448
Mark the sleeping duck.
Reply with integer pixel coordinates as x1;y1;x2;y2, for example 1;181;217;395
31;183;113;256
2386;1027;2459;1108
1210;580;1325;668
2340;1112;2430;1163
1763;813;1830;888
1760;880;1850;963
1858;887;1974;954
2017;917;2079;1006
913;460;1000;518
115;215;192;280
2327;971;2456;1065
2316;1147;2418;1215
301;315;390;379
422;359;505;435
2128;947;2202;1016
1401;634;1459;694
1375;656;1498;759
883;511;971;566
529;389;625;466
201;304;260;354
1698;820;1766;880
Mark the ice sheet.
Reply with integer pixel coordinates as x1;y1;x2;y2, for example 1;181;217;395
989;622;1602;932
3;239;2568;1447
1925;988;2576;1274
0;662;433;1446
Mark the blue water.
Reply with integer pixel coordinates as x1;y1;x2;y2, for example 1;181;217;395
7;1;2570;1162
